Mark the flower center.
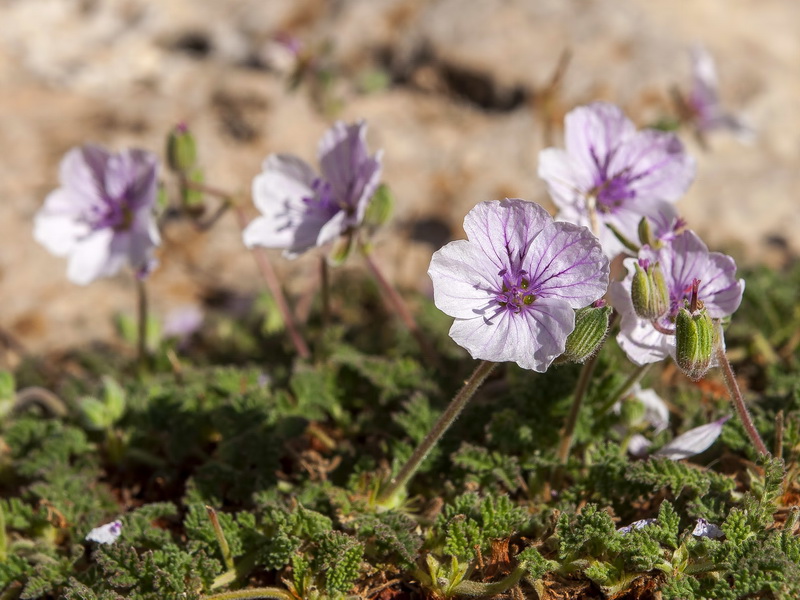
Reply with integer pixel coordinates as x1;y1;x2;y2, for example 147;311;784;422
303;178;342;217
85;194;134;231
593;174;636;212
496;269;536;313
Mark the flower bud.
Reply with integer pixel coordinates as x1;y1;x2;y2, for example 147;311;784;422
561;302;612;363
181;167;206;211
675;307;716;381
637;216;655;247
363;184;394;228
631;260;669;320
166;123;197;173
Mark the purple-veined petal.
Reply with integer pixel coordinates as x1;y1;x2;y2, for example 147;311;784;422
610;130;695;204
654;416;730;460
448;296;574;372
318;120;383;222
428;240;500;319
564;102;636;177
462;199;551;274
526;221;609;308
59;145;109;210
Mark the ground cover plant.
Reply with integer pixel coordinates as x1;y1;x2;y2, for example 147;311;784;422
2;45;799;600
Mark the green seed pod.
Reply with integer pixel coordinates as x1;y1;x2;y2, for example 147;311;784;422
631;261;669;320
166;124;197;173
562;303;612;363
675;307;716;381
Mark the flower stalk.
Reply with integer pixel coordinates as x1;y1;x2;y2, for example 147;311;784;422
377;360;497;507
135;278;148;369
557;352;600;465
714;323;769;456
206;506;235;572
360;243;440;368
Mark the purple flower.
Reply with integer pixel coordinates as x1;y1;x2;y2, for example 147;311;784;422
243;120;382;258
609;229;744;366
428;199;609;372
687;45;754;142
538;102;696;257
34;145;160;285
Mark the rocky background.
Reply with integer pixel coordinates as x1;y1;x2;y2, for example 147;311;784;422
1;0;798;355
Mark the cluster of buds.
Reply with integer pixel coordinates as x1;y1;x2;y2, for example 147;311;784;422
611;220;742;382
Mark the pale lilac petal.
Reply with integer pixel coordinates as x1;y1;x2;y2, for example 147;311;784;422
318;120;383;223
537;148;593;211
526;221;609;308
692;518;724;539
654;416;730;460
33;191;89;256
524;297;577;371
164;305;204;339
618;518;656;534
251;154;317;217
86;520;122;545
634;386;670;433
448;297;574;372
66;229;116;285
428;240;498;319
60;145;109;208
462;199;551;273
609;130;695;203
627;434;652;458
564;102;636;175
664;231;743;319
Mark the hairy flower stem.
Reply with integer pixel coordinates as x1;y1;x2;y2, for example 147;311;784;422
557;352;601;466
714;324;769;456
360;245;440;368
181;178;311;360
135;278;148;369
378;360;497;507
233;207;311;360
201;588;292;600
320;256;331;327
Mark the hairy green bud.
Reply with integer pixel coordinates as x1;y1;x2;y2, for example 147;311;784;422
631;261;669;320
562;303;612;363
675;307;716;381
166;123;197;173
